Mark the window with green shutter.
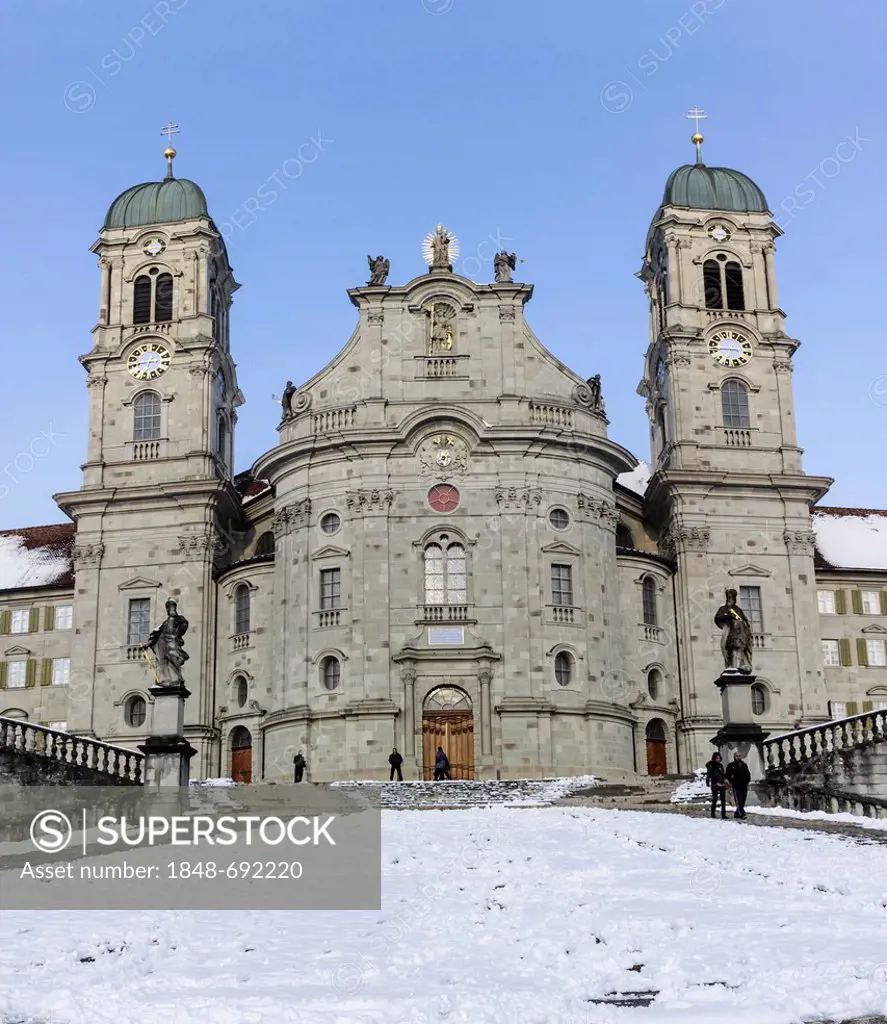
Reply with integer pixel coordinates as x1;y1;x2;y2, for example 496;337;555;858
40;659;52;687
839;638;852;666
835;590;847;614
851;590;864;615
0;610;10;634
0;662;6;688
28;608;39;633
846;701;859;716
881;592;887;616
44;606;55;630
857;638;869;667
25;659;37;687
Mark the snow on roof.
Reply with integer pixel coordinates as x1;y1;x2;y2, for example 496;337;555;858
616;461;650;498
0;525;75;591
812;507;887;572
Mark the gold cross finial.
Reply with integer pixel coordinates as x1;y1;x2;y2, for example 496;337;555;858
160;122;180;178
686;106;706;164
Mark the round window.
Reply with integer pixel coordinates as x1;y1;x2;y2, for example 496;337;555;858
548;508;570;531
428;484;460;514
321;656;341;691
647;669;662;701
126;696;147;728
320;512;341;535
751;684;766;716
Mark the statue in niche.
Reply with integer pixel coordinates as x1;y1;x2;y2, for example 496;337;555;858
714;588;754;675
494;250;517;283
281;380;296;420
367;255;390;286
142;599;189;686
426;302;455;354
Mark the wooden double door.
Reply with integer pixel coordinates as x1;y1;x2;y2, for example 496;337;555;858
422;711;475;780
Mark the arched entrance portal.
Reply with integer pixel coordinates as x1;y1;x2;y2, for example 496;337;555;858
422;687;474;780
645;719;667;776
230;726;253;784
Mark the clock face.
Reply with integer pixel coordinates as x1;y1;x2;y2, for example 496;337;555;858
708;224;731;242
143;238;166;257
127;342;171;380
428;484;460;514
708;330;753;368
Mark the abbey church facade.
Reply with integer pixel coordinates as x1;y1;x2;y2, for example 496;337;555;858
1;147;885;782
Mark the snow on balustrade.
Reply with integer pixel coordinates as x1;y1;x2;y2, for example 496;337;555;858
0;715;144;784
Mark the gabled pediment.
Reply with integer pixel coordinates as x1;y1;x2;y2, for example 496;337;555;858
311;545;350;560
3;645;31;657
118;576;162;591
861;624;887;635
727;564;772;578
540;541;582;556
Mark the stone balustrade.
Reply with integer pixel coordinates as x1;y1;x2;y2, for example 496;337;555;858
0;715;144;785
764;709;887;772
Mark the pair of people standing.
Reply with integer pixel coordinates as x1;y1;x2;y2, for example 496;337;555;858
704;752;751;819
387;747;453;781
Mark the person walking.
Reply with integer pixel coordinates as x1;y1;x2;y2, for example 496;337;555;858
433;746;451;781
704;751;728;819
293;750;306;783
726;751;751;819
388;747;404;781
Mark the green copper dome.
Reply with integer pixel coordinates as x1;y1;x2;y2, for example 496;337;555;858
663;163;768;213
104;177;209;229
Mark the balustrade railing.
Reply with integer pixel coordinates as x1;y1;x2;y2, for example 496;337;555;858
421;604;472;623
528;403;574;429
763;708;887;773
0;716;144;784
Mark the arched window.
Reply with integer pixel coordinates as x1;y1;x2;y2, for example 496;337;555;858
424;538;467;605
133;391;161;441
321;655;341;691
154;273;173;321
126;696;147;728
235;676;248;708
703;260;722;309
256;532;275;557
616;523;633;549
657;406;667;446
554;651;573;686
647;668;662;701
721;379;750;428
703;257;745;311
217;415;228;463
133;276;152;324
751;684;766;716
234;584;250;635
642;577;658;625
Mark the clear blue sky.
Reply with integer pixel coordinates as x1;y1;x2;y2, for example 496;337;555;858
1;0;884;529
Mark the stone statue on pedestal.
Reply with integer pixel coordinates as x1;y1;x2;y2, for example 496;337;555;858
281;380;296;420
494;250;517;283
430;225;452;269
367;255;390;286
714;588;753;674
143;599;189;686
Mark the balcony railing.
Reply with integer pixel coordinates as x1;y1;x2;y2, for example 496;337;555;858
723;428;752;447
131;440;163;460
549;605;579;625
753;633;766;649
316;608;343;628
232;633;252;651
641;624;664;643
528;403;574;429
420;604;472;623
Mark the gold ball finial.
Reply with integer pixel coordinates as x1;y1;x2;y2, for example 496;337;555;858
691;132;704;145
164;147;177;160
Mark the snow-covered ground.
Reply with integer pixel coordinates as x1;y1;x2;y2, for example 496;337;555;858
746;804;887;832
1;806;886;1024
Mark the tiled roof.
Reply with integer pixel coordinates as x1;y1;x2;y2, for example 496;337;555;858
811;506;887;572
0;523;75;591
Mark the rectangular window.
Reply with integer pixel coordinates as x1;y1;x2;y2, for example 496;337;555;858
817;590;836;615
127;598;152;647
866;639;887;667
48;721;68;732
739;586;764;633
320;568;341;610
6;661;26;688
51;658;70;686
55;605;73;630
551;564;573;606
10;609;29;634
861;591;881;615
821;640;840;667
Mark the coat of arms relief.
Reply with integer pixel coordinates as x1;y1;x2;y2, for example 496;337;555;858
418;434;469;479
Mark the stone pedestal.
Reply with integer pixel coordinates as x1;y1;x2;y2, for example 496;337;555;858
139;684;197;788
711;672;769;784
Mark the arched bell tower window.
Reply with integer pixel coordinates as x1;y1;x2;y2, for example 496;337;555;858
642;576;658;626
133;391;161;441
234;584;251;635
423;536;467;605
721;379;750;428
703;256;745;311
132;269;174;324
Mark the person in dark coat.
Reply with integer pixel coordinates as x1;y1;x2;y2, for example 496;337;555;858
293;750;306;783
433;746;451;781
704;752;728;819
388;747;404;782
726;751;751;818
